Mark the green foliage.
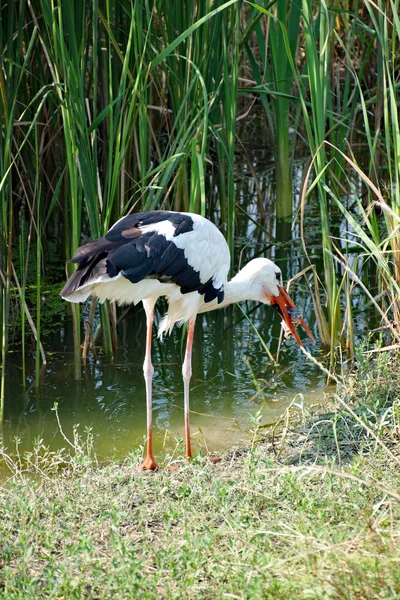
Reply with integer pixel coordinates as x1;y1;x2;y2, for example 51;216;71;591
244;0;301;221
0;0;241;374
1;0;400;394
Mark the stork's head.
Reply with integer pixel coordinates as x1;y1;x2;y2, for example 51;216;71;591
234;258;315;347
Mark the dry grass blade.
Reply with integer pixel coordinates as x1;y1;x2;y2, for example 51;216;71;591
333;394;400;467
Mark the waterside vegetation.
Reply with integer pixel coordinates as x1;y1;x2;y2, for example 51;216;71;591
1;1;400;406
1;4;400;594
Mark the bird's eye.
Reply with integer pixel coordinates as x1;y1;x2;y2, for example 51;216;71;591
275;271;282;283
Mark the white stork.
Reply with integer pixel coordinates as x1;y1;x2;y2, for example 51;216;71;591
61;210;314;469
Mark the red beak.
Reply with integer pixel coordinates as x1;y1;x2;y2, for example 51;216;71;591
269;285;315;347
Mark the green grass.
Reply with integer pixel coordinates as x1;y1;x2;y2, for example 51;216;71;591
1;345;400;599
3;453;400;599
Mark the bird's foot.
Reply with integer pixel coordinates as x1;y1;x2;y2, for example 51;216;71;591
139;456;159;470
209;456;222;464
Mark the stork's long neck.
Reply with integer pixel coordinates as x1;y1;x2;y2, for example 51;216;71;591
198;272;255;314
219;277;253;307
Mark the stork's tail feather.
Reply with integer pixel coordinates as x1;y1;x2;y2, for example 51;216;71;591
60;237;110;303
60;267;94;302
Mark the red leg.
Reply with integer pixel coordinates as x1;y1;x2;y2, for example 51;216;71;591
140;299;158;470
182;316;196;460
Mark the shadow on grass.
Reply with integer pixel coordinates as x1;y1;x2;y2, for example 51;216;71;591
254;344;400;467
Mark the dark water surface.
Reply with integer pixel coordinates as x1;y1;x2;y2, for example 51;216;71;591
2;300;325;462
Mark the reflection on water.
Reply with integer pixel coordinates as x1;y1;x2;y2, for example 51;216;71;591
2;302;326;461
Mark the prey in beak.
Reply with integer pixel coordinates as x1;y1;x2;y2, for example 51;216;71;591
270;285;315;347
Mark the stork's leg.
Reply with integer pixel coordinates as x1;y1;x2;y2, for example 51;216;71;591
182;316;196;460
140;299;158;470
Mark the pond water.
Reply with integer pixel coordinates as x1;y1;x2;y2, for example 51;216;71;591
2;298;326;463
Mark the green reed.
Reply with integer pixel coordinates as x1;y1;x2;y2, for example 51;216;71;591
1;0;400;413
245;0;301;223
0;1;36;416
368;0;400;279
300;0;342;355
0;0;241;376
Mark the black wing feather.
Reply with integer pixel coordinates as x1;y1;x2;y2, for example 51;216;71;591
61;211;223;304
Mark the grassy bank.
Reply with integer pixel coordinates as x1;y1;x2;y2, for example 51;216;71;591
1;347;400;599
